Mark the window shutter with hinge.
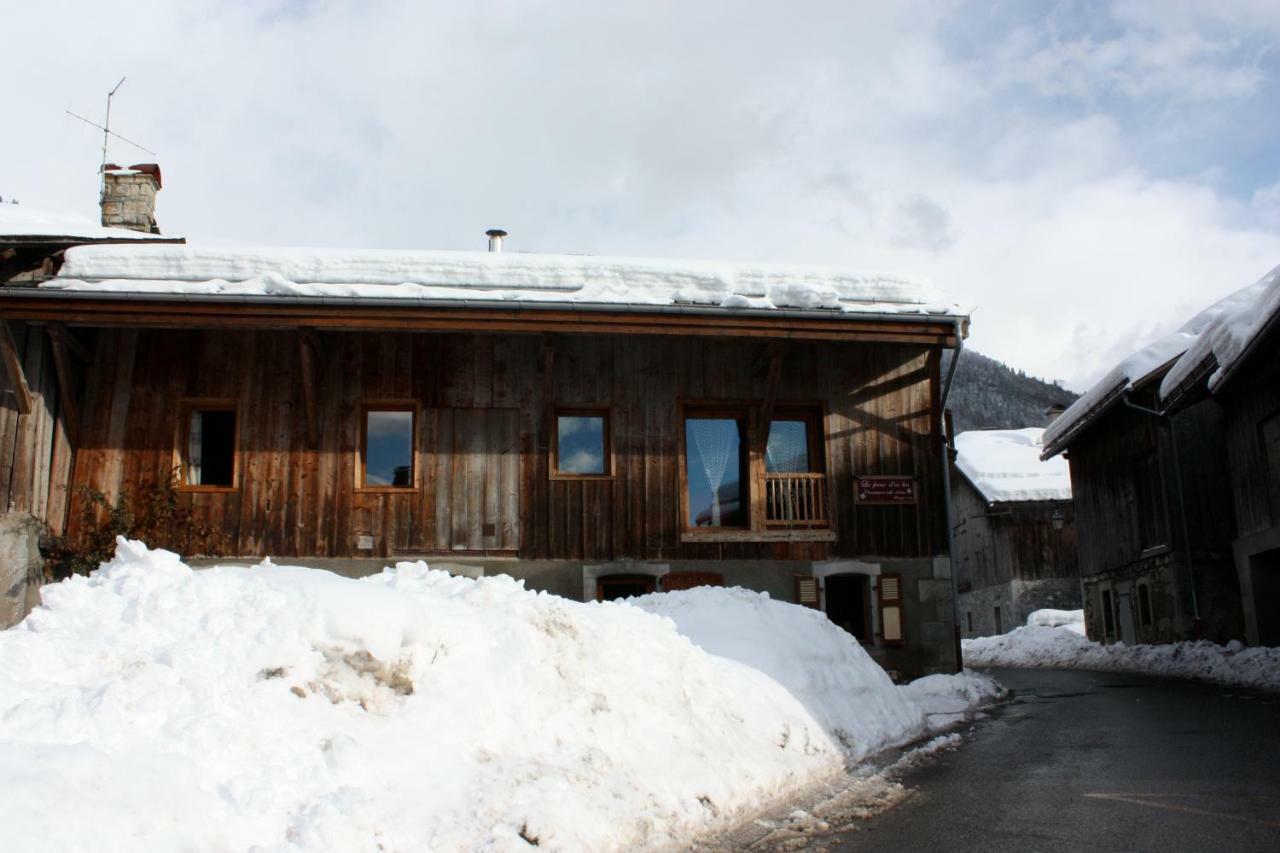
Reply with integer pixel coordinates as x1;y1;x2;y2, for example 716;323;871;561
879;573;904;645
794;575;821;609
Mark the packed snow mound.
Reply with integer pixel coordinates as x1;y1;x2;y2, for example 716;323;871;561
48;244;959;317
953;428;1071;503
1026;608;1086;634
0;539;850;852
964;624;1280;693
898;671;1005;728
631;586;927;760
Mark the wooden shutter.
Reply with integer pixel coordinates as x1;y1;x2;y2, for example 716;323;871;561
794;575;821;609
878;573;904;645
662;571;725;592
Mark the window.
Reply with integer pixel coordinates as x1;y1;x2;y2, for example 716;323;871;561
596;574;654;601
1137;583;1153;626
553;409;611;477
967;611;974;634
993;606;1003;635
361;405;415;489
878;574;904;645
765;408;827;526
684;412;748;528
180;402;237;489
1102;589;1115;640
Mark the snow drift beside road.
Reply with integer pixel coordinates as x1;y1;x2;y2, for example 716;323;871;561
964;623;1280;693
0;540;988;852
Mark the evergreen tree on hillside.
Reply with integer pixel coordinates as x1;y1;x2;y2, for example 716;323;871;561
943;350;1078;433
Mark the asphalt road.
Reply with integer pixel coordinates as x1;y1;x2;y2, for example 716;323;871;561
836;668;1280;853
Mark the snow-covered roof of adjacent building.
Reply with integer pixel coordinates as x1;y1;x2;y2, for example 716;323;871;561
36;244;962;319
955;428;1072;504
1158;263;1280;401
0;203;178;243
1041;270;1278;457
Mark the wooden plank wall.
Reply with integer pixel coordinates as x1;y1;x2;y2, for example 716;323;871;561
0;322;75;533
951;474;1078;590
67;329;947;562
1219;347;1280;538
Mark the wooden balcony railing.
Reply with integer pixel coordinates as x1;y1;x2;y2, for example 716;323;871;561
765;472;829;527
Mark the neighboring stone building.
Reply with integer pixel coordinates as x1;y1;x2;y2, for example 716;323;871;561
950;427;1079;638
0;169;180;628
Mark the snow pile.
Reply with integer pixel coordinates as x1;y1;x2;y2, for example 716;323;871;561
0;203;174;242
631;586;929;760
898;671;1005;729
1159;263;1280;398
47;244;958;317
963;623;1280;693
1042;274;1277;454
953;428;1071;503
0;540;994;852
1026;608;1086;635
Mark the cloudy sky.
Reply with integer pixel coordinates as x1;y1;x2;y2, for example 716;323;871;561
6;0;1280;389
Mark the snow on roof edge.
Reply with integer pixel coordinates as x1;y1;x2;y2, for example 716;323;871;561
0;203;179;243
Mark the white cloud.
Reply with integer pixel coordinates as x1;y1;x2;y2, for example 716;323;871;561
3;0;1278;393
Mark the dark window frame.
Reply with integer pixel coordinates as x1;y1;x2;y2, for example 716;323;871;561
550;406;614;480
1137;583;1153;626
358;401;419;492
679;403;754;531
176;398;239;493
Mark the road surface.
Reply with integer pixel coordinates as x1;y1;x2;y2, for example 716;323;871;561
834;668;1280;852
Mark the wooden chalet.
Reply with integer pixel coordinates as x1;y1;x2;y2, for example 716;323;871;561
0;179;969;678
1158;265;1280;647
1039;271;1280;647
950;427;1079;638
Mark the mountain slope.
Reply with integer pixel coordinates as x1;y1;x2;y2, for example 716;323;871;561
944;350;1078;433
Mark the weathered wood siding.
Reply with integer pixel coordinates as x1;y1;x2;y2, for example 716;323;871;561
1218;342;1280;538
0;322;76;533
68;329;947;562
950;474;1078;591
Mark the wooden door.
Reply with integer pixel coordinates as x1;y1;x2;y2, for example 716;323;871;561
430;407;520;553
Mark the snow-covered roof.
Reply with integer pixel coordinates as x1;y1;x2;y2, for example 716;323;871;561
38;244;962;318
954;428;1072;504
0;203;177;243
1158;263;1280;400
1041;275;1275;456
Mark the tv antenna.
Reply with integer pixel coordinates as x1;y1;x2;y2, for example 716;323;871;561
65;77;157;196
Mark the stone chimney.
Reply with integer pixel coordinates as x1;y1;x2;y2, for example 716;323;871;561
100;163;163;233
1044;403;1068;425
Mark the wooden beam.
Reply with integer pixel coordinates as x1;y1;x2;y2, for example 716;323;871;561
0;297;960;346
0;319;32;415
47;322;92;361
298;328;321;448
756;342;786;445
47;330;79;443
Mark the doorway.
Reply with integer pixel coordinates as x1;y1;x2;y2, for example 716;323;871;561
1115;582;1137;645
825;574;872;642
1250;549;1280;646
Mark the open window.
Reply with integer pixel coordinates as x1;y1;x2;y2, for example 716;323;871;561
553;408;612;478
361;404;416;490
179;401;237;490
683;409;750;528
765;407;827;527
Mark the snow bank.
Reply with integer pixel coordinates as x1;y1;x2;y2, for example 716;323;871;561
630;586;928;760
0;203;174;241
1158;263;1280;398
0;540;847;852
1026;608;1086;634
0;541;1001;852
47;244;959;317
963;624;1280;693
953;428;1071;503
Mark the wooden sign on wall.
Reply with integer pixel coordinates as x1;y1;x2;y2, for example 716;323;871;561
855;475;917;505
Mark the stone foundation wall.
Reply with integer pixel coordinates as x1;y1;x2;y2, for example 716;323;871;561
0;513;44;629
958;577;1082;638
